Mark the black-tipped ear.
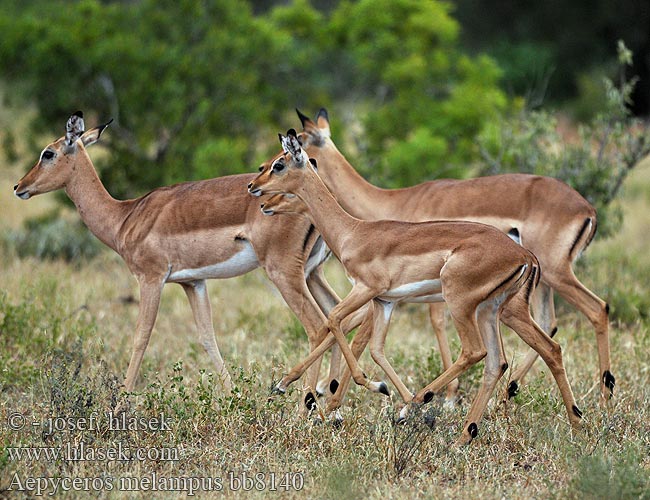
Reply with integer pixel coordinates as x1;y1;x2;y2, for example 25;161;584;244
98;118;114;134
278;132;284;144
317;108;329;122
73;110;84;119
296;108;311;127
309;158;318;170
287;128;298;138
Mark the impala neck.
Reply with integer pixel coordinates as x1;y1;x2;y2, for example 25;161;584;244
63;148;128;252
293;168;360;260
309;141;391;220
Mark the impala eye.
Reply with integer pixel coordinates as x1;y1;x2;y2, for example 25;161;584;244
41;150;55;160
272;162;285;172
258;165;264;172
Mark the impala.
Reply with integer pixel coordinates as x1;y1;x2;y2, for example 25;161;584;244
296;108;613;405
248;130;582;444
13;112;348;399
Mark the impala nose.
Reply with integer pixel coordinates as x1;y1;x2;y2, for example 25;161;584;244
13;184;18;191
248;183;262;196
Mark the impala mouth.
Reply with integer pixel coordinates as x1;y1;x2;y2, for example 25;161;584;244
14;189;30;200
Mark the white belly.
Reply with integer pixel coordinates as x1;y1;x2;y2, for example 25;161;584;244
167;242;259;282
379;279;443;303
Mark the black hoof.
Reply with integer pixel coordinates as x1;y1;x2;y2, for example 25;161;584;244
468;422;478;439
304;392;317;411
329;379;340;395
603;370;615;396
423;391;434;404
378;382;390;396
507;381;519;399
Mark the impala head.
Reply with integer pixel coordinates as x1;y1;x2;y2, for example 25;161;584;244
247;129;318;197
13;111;112;200
260;193;307;216
296;108;331;148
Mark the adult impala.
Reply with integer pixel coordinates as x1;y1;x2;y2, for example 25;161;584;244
248;130;582;444
13;112;349;398
296;109;613;405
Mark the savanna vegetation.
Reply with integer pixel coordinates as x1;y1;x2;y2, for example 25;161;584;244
1;1;649;498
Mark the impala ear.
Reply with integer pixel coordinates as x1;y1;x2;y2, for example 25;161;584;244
316;108;331;137
282;129;304;164
296;108;312;128
65;111;85;149
80;118;113;148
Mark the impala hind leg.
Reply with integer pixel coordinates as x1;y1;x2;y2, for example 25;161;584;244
547;267;612;405
123;279;164;392
506;282;556;399
429;302;460;406
410;302;487;424
181;280;233;394
452;301;509;445
501;291;583;431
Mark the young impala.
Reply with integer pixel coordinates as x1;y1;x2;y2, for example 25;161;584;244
13;112;348;400
248;130;582;444
296;108;613;406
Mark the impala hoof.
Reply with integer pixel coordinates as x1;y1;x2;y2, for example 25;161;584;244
304;392;317;411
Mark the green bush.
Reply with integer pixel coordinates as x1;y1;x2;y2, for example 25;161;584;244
2;210;103;262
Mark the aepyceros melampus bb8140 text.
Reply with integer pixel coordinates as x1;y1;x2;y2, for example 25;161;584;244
249;130;583;445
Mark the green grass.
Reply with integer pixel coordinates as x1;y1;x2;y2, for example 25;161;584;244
1;132;649;497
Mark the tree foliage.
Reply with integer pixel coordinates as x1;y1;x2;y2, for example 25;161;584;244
0;0;506;197
477;42;650;238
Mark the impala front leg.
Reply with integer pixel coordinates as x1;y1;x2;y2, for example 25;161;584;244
326;284;389;396
123;278;164;392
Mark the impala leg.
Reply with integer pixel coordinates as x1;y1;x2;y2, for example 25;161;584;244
412;305;486;407
266;267;330;410
123;280;164;392
501;291;583;430
507;282;556;399
276;326;335;393
325;305;374;413
277;283;381;399
547;267;612;405
324;284;389;396
429;302;459;405
306;266;342;397
367;299;413;401
456;301;508;445
181;280;232;394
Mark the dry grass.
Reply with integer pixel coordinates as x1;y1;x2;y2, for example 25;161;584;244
1;139;649;498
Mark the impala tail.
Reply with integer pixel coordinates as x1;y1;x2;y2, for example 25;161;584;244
569;216;598;261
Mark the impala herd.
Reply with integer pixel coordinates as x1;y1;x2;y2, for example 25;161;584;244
13;110;614;445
